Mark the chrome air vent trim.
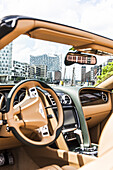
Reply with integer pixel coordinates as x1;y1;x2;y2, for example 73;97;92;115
101;92;108;102
48;93;72;106
62;94;72;105
48;94;56;105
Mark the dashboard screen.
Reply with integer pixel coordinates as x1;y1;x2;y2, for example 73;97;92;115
54;107;78;128
64;109;76;126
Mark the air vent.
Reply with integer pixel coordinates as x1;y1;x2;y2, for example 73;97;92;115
62;94;72;104
102;92;108;102
48;95;56;105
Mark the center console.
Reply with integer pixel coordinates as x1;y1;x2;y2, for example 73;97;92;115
74;144;98;156
62;106;98;156
47;91;98;157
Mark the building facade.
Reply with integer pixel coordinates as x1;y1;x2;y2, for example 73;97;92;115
0;43;12;82
12;60;30;80
35;65;47;79
85;71;91;82
29;65;35;79
81;66;86;83
30;54;61;71
12;61;47;80
47;71;61;82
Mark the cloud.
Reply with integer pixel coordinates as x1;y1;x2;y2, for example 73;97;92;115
1;0;113;79
79;0;113;37
1;0;113;36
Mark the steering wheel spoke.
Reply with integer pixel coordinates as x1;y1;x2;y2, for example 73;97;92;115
24;119;47;129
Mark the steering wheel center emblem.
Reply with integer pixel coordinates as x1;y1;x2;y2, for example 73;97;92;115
39;102;45;119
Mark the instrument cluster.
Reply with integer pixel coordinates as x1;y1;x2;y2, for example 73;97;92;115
0;88;26;112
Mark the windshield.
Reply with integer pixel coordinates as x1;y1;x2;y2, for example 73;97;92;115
0;34;112;87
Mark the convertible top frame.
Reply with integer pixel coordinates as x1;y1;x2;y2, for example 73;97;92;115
1;15;113;56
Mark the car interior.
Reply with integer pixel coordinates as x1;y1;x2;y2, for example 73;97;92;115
0;15;113;169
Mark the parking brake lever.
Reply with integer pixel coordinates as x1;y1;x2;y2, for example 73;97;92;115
74;129;84;150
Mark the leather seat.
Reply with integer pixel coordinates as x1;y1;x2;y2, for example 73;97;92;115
38;113;113;170
38;165;76;170
37;164;62;170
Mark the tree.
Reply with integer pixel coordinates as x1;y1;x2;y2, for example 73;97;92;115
96;62;113;86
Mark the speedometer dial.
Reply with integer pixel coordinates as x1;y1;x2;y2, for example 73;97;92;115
18;91;26;102
0;92;6;110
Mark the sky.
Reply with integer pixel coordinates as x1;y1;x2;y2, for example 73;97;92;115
1;0;113;80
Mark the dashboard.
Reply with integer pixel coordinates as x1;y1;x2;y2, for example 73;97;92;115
0;85;111;156
44;89;81;151
0;87;26;112
79;87;111;129
52;86;111;155
47;90;80;129
0;85;81;152
80;89;108;106
0;87;80;134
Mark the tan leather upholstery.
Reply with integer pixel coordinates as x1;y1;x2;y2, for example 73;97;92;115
62;165;77;170
79;148;113;170
37;164;62;170
80;113;113;169
98;113;113;157
38;113;113;170
38;165;76;170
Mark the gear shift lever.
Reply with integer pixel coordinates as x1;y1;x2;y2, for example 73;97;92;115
74;129;84;150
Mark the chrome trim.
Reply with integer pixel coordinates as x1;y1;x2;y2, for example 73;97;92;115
101;92;108;102
62;127;77;133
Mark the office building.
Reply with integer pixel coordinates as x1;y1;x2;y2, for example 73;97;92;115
35;65;47;79
47;71;61;82
12;60;30;80
29;65;35;79
81;66;86;83
29;65;47;79
0;43;12;82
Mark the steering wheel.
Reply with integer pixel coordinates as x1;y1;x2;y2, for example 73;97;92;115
6;79;63;147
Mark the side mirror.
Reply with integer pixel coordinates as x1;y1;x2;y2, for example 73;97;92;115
64;52;97;66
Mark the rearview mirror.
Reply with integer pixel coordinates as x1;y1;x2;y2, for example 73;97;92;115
64;52;97;66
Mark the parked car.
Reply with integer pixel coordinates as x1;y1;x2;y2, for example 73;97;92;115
0;15;113;169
